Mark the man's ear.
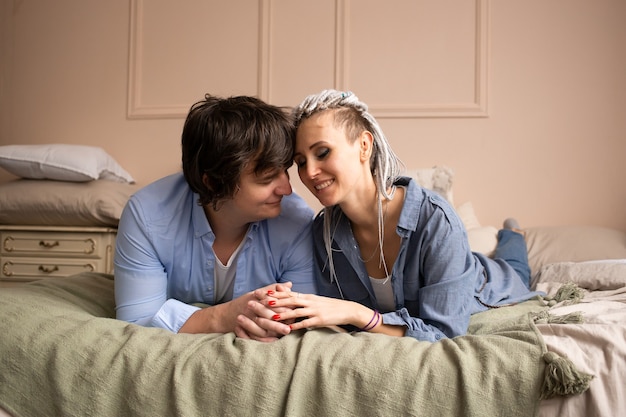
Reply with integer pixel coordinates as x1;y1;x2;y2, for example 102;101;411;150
202;174;213;191
359;131;374;162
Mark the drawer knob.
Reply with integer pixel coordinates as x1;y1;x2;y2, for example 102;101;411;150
3;237;14;252
39;240;60;249
2;261;13;276
38;265;60;274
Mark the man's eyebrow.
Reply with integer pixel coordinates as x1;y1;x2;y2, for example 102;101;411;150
256;168;280;179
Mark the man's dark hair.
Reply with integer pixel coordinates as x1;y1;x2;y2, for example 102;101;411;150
181;94;294;208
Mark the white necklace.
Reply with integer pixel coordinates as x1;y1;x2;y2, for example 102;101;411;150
358;243;380;263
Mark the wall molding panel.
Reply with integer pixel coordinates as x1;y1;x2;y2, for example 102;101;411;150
127;0;183;119
337;0;489;118
127;0;489;119
127;0;266;119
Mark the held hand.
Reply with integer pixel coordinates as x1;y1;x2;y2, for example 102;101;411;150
180;282;294;341
250;291;373;331
234;282;295;342
251;281;293;301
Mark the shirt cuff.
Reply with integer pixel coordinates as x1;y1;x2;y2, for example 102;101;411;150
149;299;201;333
381;310;444;342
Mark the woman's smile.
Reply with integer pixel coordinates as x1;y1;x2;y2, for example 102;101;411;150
314;179;334;191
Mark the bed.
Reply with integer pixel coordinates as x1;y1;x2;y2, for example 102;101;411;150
1;163;625;416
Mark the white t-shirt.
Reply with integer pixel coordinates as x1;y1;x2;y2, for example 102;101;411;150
369;275;395;312
213;237;247;304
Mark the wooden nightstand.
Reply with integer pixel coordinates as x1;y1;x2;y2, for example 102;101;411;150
0;225;116;285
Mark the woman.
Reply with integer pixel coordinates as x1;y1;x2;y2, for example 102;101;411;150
115;94;316;342
254;89;541;342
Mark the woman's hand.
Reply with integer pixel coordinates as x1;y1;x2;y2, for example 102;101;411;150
233;281;296;342
180;281;296;342
248;289;373;331
248;289;407;337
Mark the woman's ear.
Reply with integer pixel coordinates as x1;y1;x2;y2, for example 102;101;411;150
359;131;374;162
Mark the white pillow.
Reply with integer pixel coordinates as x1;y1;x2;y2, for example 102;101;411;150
455;201;481;230
467;226;498;257
455;201;498;256
0;144;135;183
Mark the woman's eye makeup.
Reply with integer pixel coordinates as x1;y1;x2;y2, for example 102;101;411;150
315;148;330;159
294;147;330;168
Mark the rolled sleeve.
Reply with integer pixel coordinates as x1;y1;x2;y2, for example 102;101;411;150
382;309;448;343
150;299;201;333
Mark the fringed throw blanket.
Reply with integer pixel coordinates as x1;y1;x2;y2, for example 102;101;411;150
0;273;589;417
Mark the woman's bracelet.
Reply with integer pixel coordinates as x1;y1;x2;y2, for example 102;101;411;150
360;310;380;331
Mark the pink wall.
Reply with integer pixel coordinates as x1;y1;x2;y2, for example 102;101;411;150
1;0;625;231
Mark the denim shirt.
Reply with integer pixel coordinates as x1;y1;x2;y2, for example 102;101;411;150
114;172;316;332
312;176;540;342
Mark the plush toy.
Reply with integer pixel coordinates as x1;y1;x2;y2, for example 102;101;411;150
411;165;455;205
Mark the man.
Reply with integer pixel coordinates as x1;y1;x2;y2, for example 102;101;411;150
114;94;316;342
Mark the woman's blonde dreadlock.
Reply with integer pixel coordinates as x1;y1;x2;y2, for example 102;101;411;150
292;90;405;290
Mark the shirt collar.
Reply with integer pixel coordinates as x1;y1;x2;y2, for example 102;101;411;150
330;176;422;242
191;195;260;239
191;196;212;238
395;176;422;233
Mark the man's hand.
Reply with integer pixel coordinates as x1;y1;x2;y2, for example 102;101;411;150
234;281;294;341
179;282;294;342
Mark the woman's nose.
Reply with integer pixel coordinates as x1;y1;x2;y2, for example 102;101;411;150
304;160;320;180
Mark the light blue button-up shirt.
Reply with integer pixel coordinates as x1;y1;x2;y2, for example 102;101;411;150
114;172;316;332
313;176;541;342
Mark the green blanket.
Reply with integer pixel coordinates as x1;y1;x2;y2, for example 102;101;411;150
0;273;550;417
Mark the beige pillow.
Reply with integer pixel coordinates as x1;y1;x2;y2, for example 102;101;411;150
532;260;626;291
526;226;626;275
0;179;140;226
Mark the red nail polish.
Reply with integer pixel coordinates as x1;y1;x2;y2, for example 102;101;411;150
272;314;281;320
289;325;293;330
269;300;276;306
267;290;274;295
